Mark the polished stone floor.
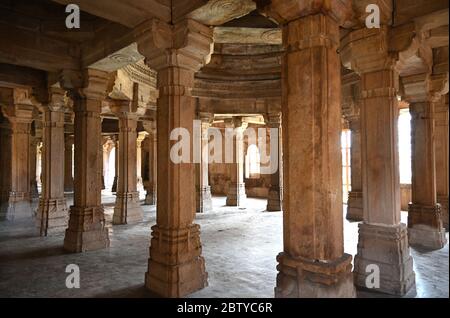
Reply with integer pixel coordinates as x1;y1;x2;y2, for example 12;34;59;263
0;193;448;298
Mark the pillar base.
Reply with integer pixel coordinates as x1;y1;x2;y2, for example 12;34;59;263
437;196;449;231
64;206;110;253
353;223;415;296
0;193;34;221
145;224;208;297
36;198;68;236
113;192;144;225
145;191;156;205
197;186;212;213
267;188;282;211
226;183;247;206
408;203;447;250
275;253;355;298
346;191;363;221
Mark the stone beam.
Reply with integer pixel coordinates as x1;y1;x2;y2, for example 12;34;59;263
214;27;281;45
0;64;47;89
188;0;256;26
0;23;79;72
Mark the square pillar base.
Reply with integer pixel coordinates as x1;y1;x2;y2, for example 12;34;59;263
36;198;69;236
267;188;282;212
346;191;363;221
145;224;208;297
275;253;356;298
353;223;416;296
113;192;144;225
226;183;247;207
145;191;156;206
408;203;447;250
0;194;34;221
64;206;110;253
197;186;212;213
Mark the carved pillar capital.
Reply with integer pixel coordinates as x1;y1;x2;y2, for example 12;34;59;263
135;19;214;73
0;87;36;124
264;112;281;128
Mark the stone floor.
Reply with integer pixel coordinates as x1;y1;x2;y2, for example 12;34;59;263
0;193;448;298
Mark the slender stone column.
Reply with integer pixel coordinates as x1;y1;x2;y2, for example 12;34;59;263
143;121;157;205
435;95;449;230
64;135;74;192
197;113;213;213
111;134;119;193
259;1;355;298
402;73;447;250
137;132;146;192
346;116;363;221
36;87;69;236
0;88;35;221
341;27;415;295
29;134;39;199
265;112;282;212
136;19;213;297
225;117;247;207
61;69;110;253
110;99;144;225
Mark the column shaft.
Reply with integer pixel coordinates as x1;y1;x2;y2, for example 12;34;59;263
197;117;212;213
266;113;282;212
346;118;363;221
64;135;74;192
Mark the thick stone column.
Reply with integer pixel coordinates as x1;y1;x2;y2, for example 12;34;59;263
36;88;69;236
197;113;213;213
136;19;213;297
111;134;119;193
435;95;449;230
259;1;355;298
0;88;35;221
265;112;282;212
143;121;157;205
225;118;247;207
110;99;144;225
64;135;74;192
403;73;447;250
341;27;415;295
62;69;110;253
346;117;363;221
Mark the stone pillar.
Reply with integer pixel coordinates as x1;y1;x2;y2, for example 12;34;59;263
435;93;449;231
403;73;447;250
346;117;363;221
111;134;119;193
110;99;144;225
62;69;110;253
143;121;157;205
136;19;213;297
137;132;146;192
36;87;69;236
259;1;355;298
29;134;39;199
0;88;35;221
341;27;415;295
197;113;213;213
435;95;449;230
265;112;282;212
64;135;74;192
225;117;247;207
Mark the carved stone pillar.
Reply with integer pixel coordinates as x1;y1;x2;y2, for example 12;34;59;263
136;19;213;297
259;1;355;298
265;112;282;212
197;113;213;213
137;132;146;192
63;134;74;192
341;27;415;295
225;117;247;207
61;69;110;253
111;134;119;193
435;95;449;230
36;87;69;236
0;88;35;221
402;73;447;250
143;121;157;205
110;99;144;225
346;117;363;221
